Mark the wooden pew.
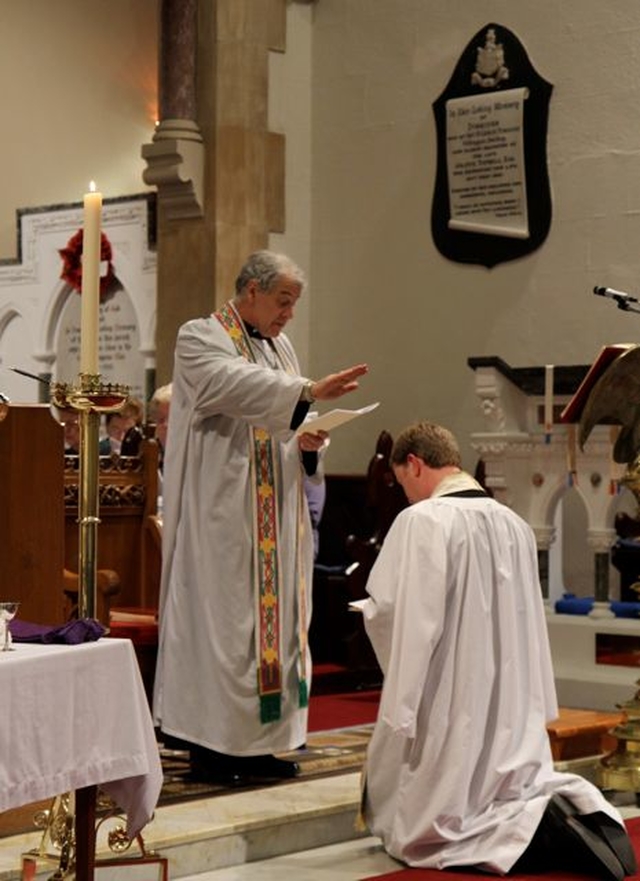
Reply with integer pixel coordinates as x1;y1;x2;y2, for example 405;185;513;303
311;431;408;691
63;436;161;616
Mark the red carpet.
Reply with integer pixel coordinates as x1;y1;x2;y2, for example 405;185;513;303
308;688;380;732
361;816;640;880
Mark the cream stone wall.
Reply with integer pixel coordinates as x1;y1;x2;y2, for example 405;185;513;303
0;2;157;260
3;0;640;487
269;2;313;373
273;1;640;477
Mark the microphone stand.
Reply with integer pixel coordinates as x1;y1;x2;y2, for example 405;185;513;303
593;286;640;313
610;298;640;314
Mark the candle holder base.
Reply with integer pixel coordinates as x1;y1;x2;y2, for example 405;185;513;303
51;375;129;414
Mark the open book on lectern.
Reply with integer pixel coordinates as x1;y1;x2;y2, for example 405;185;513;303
560;344;636;423
296;401;380;435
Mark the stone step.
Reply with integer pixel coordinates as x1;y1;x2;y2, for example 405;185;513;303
0;772;365;880
0;706;624;879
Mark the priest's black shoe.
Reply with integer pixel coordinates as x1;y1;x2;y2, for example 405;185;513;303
189;747;249;787
244;754;300;780
189;748;299;785
517;794;627;881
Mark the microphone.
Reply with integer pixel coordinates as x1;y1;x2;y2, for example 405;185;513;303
9;366;50;385
593;286;639;303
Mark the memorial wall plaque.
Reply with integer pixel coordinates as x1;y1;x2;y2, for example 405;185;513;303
56;287;144;400
431;23;553;268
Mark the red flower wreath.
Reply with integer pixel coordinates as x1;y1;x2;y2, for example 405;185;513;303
59;229;120;303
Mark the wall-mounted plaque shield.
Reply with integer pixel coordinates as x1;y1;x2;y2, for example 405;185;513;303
431;23;553;268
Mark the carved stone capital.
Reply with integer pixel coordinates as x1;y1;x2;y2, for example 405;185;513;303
586;528;616;554
532;525;556;549
142;119;204;219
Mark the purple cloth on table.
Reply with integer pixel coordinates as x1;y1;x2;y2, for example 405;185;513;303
10;618;106;644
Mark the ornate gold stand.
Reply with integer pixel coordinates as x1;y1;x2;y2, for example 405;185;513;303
22;791;168;880
32;374;131;879
51;374;129;619
599;682;640;794
598;458;640;795
619;455;640;505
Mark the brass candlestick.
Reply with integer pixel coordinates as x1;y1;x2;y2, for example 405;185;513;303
52;374;129;620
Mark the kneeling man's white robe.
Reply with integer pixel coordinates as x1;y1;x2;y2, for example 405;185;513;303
362;472;622;873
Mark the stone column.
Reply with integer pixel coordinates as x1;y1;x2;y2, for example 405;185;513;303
533;525;556;608
587;528;616;618
142;0;204;219
159;0;197;121
145;0;288;384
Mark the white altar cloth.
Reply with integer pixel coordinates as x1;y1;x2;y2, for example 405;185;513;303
0;637;162;837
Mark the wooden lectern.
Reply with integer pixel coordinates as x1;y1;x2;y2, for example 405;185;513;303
0;404;66;625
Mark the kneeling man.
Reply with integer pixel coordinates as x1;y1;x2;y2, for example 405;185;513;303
362;421;635;880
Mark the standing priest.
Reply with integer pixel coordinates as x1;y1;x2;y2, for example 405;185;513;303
154;250;367;785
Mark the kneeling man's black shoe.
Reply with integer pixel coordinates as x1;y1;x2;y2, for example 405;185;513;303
542;794;625;881
581;811;637;877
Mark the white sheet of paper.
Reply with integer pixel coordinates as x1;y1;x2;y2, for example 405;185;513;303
296;401;379;435
348;599;367;613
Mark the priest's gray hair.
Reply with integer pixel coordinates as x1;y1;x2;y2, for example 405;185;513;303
235;250;307;297
391;421;462;469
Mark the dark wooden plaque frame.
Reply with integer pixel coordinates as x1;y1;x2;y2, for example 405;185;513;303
431;23;553;268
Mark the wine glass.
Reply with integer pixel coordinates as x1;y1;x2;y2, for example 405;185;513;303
0;602;19;651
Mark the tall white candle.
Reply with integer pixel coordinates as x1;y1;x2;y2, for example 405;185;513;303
80;183;102;374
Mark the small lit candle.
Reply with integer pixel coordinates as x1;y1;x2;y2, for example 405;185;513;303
80;182;102;374
544;364;554;442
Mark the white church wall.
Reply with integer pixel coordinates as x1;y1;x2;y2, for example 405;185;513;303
287;1;640;475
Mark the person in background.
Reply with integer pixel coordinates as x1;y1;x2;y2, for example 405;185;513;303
60;409;80;454
304;474;326;561
154;249;368;786
148;383;173;516
148;383;172;471
361;420;635;881
102;397;144;455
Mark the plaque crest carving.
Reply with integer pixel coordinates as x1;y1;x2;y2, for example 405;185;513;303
471;28;509;88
